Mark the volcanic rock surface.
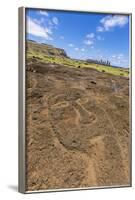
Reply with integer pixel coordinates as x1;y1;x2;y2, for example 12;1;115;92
25;44;130;191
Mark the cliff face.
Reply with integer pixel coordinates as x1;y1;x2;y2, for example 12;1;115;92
26;40;68;58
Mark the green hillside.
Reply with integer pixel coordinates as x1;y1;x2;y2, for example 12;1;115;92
26;40;129;77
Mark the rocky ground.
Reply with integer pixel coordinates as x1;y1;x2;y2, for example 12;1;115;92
25;59;130;191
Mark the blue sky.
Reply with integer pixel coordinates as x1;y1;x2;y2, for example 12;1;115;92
26;8;130;68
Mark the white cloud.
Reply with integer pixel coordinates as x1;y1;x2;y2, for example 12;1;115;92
97;35;104;41
75;47;79;51
113;53;124;60
98;54;103;59
27;16;52;39
96;26;104;32
81;48;85;52
84;40;94;46
110;53;128;67
68;43;74;47
91;46;94;49
33;17;44;25
118;53;124;57
40;10;49;17
84;33;95;46
97;15;128;32
52;17;59;25
86;33;95;38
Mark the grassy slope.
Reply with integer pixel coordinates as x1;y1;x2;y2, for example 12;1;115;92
26;43;129;77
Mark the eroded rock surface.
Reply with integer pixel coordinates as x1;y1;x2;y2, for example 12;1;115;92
26;61;130;191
